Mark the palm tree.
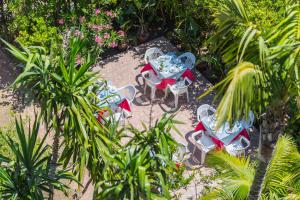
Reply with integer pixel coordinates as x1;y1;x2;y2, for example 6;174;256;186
0;116;76;199
200;0;299;198
200;135;300;200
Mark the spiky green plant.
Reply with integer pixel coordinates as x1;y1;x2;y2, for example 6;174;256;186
0;116;76;199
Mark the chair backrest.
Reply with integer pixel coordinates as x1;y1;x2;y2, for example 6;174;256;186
178;52;196;69
144;48;164;63
117;85;136;103
196;104;216;122
239;136;250;149
242;111;255;129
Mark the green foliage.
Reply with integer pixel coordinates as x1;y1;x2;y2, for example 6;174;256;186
93;115;192;199
201;151;256;200
201;0;300;130
8;14;58;47
0;116;76;199
0;119;20;159
200;135;300;200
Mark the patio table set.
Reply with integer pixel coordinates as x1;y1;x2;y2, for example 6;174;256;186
141;48;196;108
96;47;197;124
94;47;254;163
96;82;136;125
191;104;254;164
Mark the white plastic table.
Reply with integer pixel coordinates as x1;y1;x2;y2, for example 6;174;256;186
149;54;187;79
201;116;244;145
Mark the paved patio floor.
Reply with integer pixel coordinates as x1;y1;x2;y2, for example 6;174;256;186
95;36;215;147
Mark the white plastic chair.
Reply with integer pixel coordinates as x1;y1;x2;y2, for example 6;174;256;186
196;104;216;122
164;77;192;108
141;70;161;100
191;131;216;164
225;136;250;157
116;85;136;104
144;48;164;64
242;111;255;130
177;52;196;69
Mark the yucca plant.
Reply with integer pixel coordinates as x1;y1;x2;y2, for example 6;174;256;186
1;37;107;198
96;145;170;200
0;116;76;199
200;135;300;200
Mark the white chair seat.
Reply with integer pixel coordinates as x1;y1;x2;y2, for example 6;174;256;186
142;71;161;100
225;136;250;157
191;131;216;164
116;85;136;104
147;74;161;85
197;134;216;153
165;77;192;108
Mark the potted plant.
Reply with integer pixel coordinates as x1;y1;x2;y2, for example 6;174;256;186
132;1;156;43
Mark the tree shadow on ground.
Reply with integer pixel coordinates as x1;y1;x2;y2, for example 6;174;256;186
0;47;29;113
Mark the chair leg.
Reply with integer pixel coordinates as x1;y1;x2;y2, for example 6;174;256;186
144;84;147;95
174;94;179;108
164;88;168;99
192;146;199;163
201;150;206;165
151;87;156;100
186;91;189;102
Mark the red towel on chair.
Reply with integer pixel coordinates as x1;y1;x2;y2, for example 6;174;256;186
181;69;195;81
118;99;131;112
211;136;224;150
194;121;207;132
97;109;108;122
156;78;176;90
231;128;250;143
140;64;157;75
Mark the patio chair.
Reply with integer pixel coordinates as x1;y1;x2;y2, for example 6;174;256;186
191;130;216;164
164;77;192;108
177;52;196;70
141;70;161;100
172;142;188;162
196;104;216;122
144;48;164;64
242;111;255;130
116;85;136;104
225;136;250;157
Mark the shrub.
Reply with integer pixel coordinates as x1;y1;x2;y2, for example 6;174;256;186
7;12;58;47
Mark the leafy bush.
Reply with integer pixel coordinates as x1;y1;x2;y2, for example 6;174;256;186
8;14;59;47
0;122;18;158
